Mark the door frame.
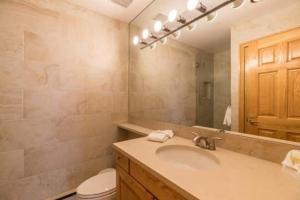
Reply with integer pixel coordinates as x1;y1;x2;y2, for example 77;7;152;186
239;43;247;132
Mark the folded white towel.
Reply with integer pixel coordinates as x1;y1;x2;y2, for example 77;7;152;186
147;132;169;143
282;150;300;173
159;130;174;138
223;105;231;127
147;130;175;142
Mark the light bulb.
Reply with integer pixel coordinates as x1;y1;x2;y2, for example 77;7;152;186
187;0;199;11
142;29;149;39
132;36;139;45
232;0;245;9
168;9;178;22
154;21;162;33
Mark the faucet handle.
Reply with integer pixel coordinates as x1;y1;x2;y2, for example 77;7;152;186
208;137;222;150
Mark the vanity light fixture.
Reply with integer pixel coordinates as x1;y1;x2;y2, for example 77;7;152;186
150;43;157;49
187;0;207;13
187;23;197;31
232;0;245;8
160;37;167;45
135;0;258;49
172;31;181;39
207;12;217;22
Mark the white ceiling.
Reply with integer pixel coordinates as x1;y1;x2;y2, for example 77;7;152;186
70;0;154;22
131;0;300;53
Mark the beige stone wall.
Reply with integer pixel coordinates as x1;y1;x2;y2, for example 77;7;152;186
0;0;128;199
231;2;300;131
129;33;199;126
213;50;231;129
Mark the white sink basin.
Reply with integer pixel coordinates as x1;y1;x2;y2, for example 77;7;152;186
156;145;220;170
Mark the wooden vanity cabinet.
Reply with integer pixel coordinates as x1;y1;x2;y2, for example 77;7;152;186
117;166;154;200
115;152;188;200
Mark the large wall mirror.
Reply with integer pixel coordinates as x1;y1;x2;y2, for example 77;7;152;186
129;0;300;142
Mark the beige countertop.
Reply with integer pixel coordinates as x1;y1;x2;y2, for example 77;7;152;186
113;136;300;200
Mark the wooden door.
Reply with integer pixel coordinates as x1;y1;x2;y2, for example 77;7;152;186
240;27;300;142
116;167;154;200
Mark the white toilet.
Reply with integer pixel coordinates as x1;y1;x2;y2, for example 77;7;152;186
76;168;116;200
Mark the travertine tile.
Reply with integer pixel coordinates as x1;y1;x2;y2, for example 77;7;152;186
24;136;113;176
0;105;23;120
0;88;22;105
113;92;128;113
24;31;62;63
56;113;113;141
22;61;59;90
86;65;113;91
24;31;49;62
0;25;23;59
0;0;129;199
85;90;113;114
0;58;23;89
0;150;24;180
23;89;86;119
0;119;58;152
0;155;114;200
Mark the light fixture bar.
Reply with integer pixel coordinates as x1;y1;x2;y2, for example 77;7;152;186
140;0;235;49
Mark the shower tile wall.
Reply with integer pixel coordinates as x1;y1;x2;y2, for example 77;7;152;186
0;0;128;199
213;50;231;129
196;51;214;127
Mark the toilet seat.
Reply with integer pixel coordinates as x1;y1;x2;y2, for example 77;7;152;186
76;168;116;199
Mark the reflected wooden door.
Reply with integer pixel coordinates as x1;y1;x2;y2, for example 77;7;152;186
240;27;300;142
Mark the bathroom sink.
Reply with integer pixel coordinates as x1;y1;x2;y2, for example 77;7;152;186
155;145;220;170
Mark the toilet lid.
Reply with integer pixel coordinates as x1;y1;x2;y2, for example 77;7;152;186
77;169;116;196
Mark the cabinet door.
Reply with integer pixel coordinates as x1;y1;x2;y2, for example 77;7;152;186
117;166;154;200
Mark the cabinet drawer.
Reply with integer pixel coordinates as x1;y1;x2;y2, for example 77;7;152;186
130;161;189;200
116;153;129;172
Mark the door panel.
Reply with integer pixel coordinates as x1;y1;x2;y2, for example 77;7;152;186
287;68;300;118
258;71;278;116
259;46;276;66
288;39;300;61
241;27;300;142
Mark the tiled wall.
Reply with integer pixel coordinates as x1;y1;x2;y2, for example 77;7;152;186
129;33;199;126
0;0;128;199
213;50;231;129
195;50;214;127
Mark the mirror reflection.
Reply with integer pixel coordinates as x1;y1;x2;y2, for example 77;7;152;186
129;0;300;142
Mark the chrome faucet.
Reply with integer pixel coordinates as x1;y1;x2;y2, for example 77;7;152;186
192;132;222;151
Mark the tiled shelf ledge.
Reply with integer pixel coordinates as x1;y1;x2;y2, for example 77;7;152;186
118;123;153;136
